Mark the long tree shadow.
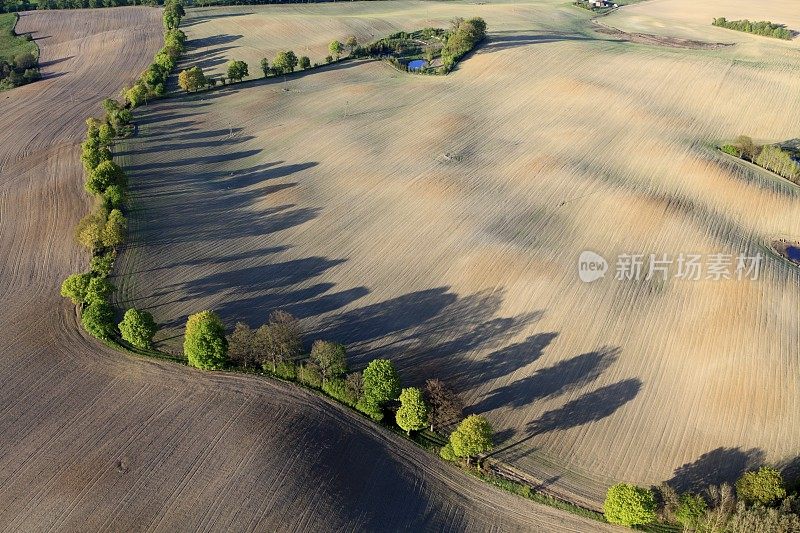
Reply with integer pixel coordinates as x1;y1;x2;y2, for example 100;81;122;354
490;378;642;461
667;447;765;493
473;346;620;413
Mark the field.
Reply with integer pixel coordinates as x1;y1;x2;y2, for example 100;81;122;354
113;0;800;505
0;6;606;531
0;13;36;61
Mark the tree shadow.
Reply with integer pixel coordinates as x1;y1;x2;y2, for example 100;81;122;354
667;447;765;493
473;346;620;413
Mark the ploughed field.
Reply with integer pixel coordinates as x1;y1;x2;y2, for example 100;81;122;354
0;7;603;531
114;0;800;504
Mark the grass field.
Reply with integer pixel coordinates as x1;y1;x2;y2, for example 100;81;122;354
113;0;800;506
0;7;607;530
0;13;37;62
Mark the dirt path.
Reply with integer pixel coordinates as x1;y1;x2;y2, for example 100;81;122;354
0;8;612;531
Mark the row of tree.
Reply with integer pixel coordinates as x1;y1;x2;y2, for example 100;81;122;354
0;25;39;90
603;466;800;530
1;0;158;12
721;135;800;184
180;308;496;464
712;18;792;40
61;1;186;346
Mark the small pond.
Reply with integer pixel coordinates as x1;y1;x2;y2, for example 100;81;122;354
787;246;800;262
407;59;427;70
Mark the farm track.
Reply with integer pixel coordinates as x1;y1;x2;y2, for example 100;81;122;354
0;7;606;531
115;0;800;507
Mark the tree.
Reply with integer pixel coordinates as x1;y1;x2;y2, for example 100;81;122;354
226;60;248;82
698;483;737;533
60;273;91;305
228;322;256;368
103;184;125;209
735;135;759;161
309;340;347;383
254;310;302;372
345;371;363;402
345;35;358;54
85;160;125;195
273;50;298;74
298;56;311;70
14;51;36;70
81;301;116;340
675;493;708;531
328;40;343;60
184;310;228;370
448;415;493;464
259;57;269;78
101;208;126;248
124;83;148;108
119;308;158;349
357;359;400;421
396;387;428;435
81;135;111;173
85;276;115;305
735;467;786;506
178;66;206;92
424;378;464;432
603;483;657;527
75;206;108;251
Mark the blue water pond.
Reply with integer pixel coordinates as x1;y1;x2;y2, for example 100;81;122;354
787;246;800;262
407;59;427;70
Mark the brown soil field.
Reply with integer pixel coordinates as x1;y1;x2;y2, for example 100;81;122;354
0;7;604;531
113;0;800;506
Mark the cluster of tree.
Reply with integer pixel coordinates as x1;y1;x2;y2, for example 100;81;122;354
603;465;800;530
125;10;186;106
1;0;160;12
712;18;792;40
0;49;38;90
721;135;800;185
440;17;486;71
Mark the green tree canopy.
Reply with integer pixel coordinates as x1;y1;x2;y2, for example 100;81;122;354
259;57;269;77
396;387;428;435
119;308;158;349
309;340;347;383
273;50;298;74
448;414;493;463
226;60;249;82
81;301;116;340
675;493;707;530
735;466;786;506
603;483;657;526
178;66;206;92
85;276;115;305
60;272;92;305
85;160;125;196
101;208;127;248
356;358;400;420
298;56;310;70
328;40;343;60
184;310;228;370
345;35;358;53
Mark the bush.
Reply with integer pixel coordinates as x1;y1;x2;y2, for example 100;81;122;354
184;310;228;370
735;466;786;506
356;359;400;421
322;378;358;406
721;144;741;157
118;308;158;349
439;442;457;461
273;360;297;380
81;301;116;340
603;483;657;526
60;272;92;305
297;362;322;388
675;492;707;530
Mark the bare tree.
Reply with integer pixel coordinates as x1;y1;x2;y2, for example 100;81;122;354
254;310;302;372
424;378;464;432
701;483;737;533
228;322;256;368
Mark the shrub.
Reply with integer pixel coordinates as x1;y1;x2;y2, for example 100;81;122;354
603;483;657;526
356;359;400;421
184;310;228;370
439;442;457;461
273;361;297;380
322;378;358;406
396;387;428;435
721;144;741;157
325;55;334;64
81;301;116;340
60;272;92;305
118;308;158;349
448;414;493;464
328;40;343;60
735;466;786;506
297;362;322;389
675;492;707;530
310;340;347;383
